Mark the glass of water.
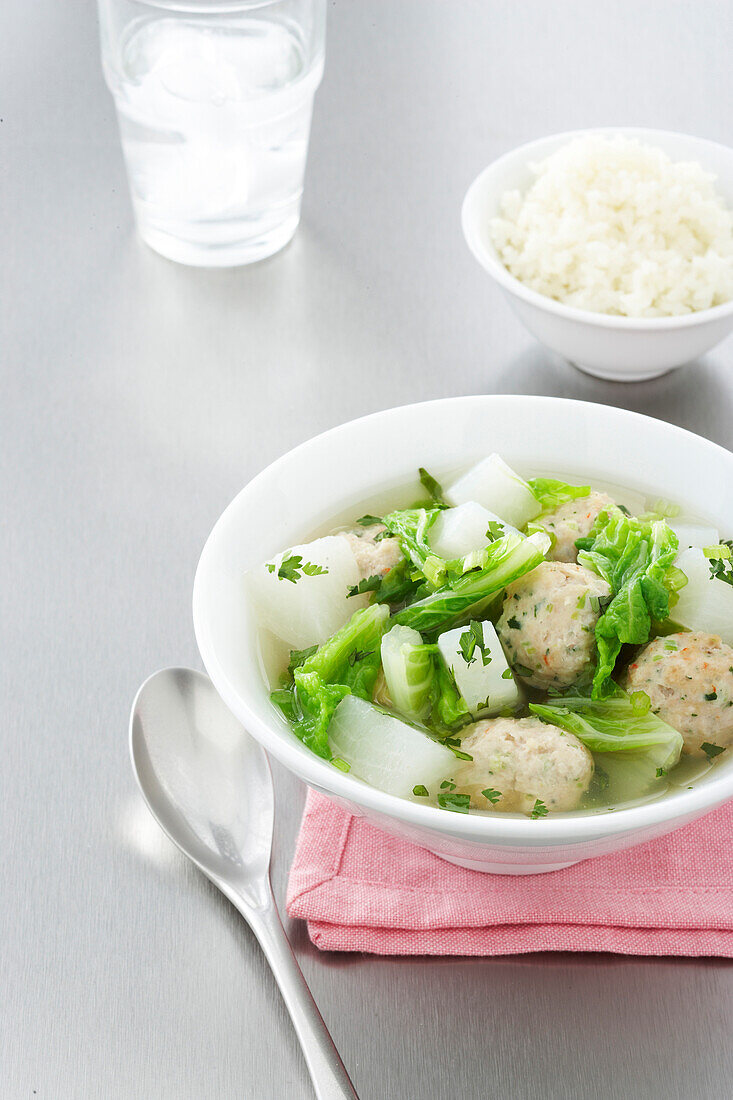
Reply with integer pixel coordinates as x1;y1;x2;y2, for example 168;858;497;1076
98;0;326;266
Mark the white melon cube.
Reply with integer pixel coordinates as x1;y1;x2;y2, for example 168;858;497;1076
429;502;520;560
437;621;520;715
328;696;455;798
445;454;541;528
672;547;733;646
247;536;368;650
669;520;720;551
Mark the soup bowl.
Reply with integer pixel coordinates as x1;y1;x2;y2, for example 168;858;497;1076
193;396;733;873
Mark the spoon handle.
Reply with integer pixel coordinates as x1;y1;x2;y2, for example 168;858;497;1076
236;888;359;1100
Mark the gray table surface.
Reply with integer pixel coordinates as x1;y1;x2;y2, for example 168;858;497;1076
3;1;733;1097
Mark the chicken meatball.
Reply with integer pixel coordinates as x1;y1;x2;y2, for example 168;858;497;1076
453;716;593;812
623;631;733;758
539;491;617;563
497;561;611;690
339;525;403;580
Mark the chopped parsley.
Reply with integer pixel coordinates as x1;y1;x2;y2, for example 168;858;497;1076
418;466;444;503
458;620;492;666
348;648;372;667
501;668;513;680
707;540;733;587
481;788;501;804
287;645;318;675
347;574;382;598
530;799;549;819
704;690;718;701
507;615;522;631
439;779;456;791
442;735;474;761
356;514;382;527
266;554;328;583
655;767;667;778
437;791;471;813
412;784;429;797
701;742;726;761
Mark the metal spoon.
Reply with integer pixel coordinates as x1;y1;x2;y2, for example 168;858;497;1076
129;667;359;1100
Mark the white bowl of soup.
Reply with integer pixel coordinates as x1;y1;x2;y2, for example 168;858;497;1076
193;396;733;873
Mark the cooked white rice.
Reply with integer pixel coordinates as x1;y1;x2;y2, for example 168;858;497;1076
490;135;733;317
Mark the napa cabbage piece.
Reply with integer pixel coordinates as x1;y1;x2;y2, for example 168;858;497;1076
380;625;434;722
527;477;591;510
272;603;390;758
576;511;679;698
381;507;445;585
530;687;683;803
392;531;550;636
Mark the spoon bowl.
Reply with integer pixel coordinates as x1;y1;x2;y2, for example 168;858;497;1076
130;668;358;1099
130;667;273;900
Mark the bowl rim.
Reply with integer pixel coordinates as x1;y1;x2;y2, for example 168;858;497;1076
461;126;733;331
193;395;733;843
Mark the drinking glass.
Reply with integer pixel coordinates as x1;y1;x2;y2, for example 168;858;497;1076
98;0;326;266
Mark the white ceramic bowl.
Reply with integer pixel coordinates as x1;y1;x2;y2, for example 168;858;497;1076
462;128;733;382
194;396;733;873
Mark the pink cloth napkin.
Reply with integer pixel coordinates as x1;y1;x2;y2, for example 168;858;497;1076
286;790;733;957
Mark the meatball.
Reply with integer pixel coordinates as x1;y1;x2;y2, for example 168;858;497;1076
339;525;403;580
539;491;617;563
497;561;611;690
453;716;593;812
622;631;733;758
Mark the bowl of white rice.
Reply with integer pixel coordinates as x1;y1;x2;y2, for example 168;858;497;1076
462;128;733;381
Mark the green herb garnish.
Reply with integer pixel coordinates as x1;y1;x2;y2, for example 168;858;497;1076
287;645;318;676
701;742;725;761
347;574;382;598
412;784;429;797
356;514;382;527
438;791;471;813
530;799;549;819
266;554;328;583
418;466;444;503
481;788;501;804
458;620;492;666
331;756;351;773
348;648;372;667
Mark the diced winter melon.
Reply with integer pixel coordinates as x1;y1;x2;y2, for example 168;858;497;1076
669;520;720;551
437;621;521;715
445;454;541;528
328;696;455;798
672;547;733;646
247;536;368;650
429;502;520;560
